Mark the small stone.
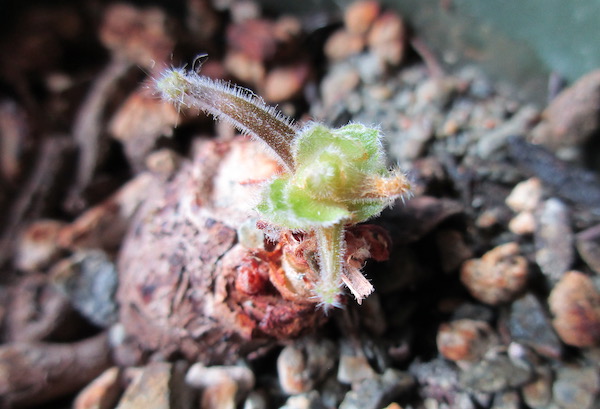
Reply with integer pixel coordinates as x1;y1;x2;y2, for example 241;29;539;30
460;242;528;305
50;250;119;328
409;358;459;403
508;212;536;235
320;63;360;109
145;149;182;180
224;51;266;86
344;0;381;35
337;354;377;385
437;319;499;363
278;338;337;395
552;366;600;409
535;69;600;152
576;223;600;274
115;362;192;409
491;390;520;409
324;29;365;61
534;198;574;283
15;219;66;272
367;12;406;66
263;64;310;103
339;369;414;409
549;270;600;348
459;355;532;393
99;4;174;68
508;294;562;359
414;77;460;110
243;391;268;409
522;365;553;409
505;177;543;213
280;391;326;409
186;363;254;409
73;367;122;409
227;18;277;62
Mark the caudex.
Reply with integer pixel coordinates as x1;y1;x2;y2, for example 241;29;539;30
155;60;411;309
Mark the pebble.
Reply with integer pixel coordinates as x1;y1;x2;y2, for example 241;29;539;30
548;270;600;347
224;51;266;86
115;362;192;409
459;355;532;393
475;105;539;159
277;338;337;395
263;64;310;103
324;29;365;61
186;363;254;409
534;198;574;284
460;242;528;305
508;211;536;235
280;391;326;409
552;365;600;409
367;12;406;66
337;353;377;385
521;365;553;409
409;358;459;403
15;219;66;272
505;177;543;213
50;250;119;328
436;319;499;363
73;367;122;409
491;390;520;409
535;69;600;153
144;149;182;180
576;223;600;274
319;63;360;109
339;369;414;409
507;293;562;359
344;0;381;35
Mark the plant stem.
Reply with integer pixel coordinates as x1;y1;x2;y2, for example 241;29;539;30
314;223;345;307
156;69;298;170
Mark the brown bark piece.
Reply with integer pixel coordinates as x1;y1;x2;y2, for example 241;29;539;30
117;137;325;364
0;333;111;408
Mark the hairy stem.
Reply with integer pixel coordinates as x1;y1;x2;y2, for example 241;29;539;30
314;223;345;307
156;68;298;171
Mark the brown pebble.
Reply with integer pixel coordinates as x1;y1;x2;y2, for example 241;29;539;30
324;29;366;61
224;51;266;86
437;319;498;362
460;242;528;305
277;338;336;395
344;0;381;35
73;367;122;409
227;18;277;62
99;4;174;68
535;69;600;151
263;64;310;103
367;12;406;66
549;271;600;348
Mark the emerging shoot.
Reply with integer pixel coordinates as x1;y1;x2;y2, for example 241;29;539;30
155;63;411;308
